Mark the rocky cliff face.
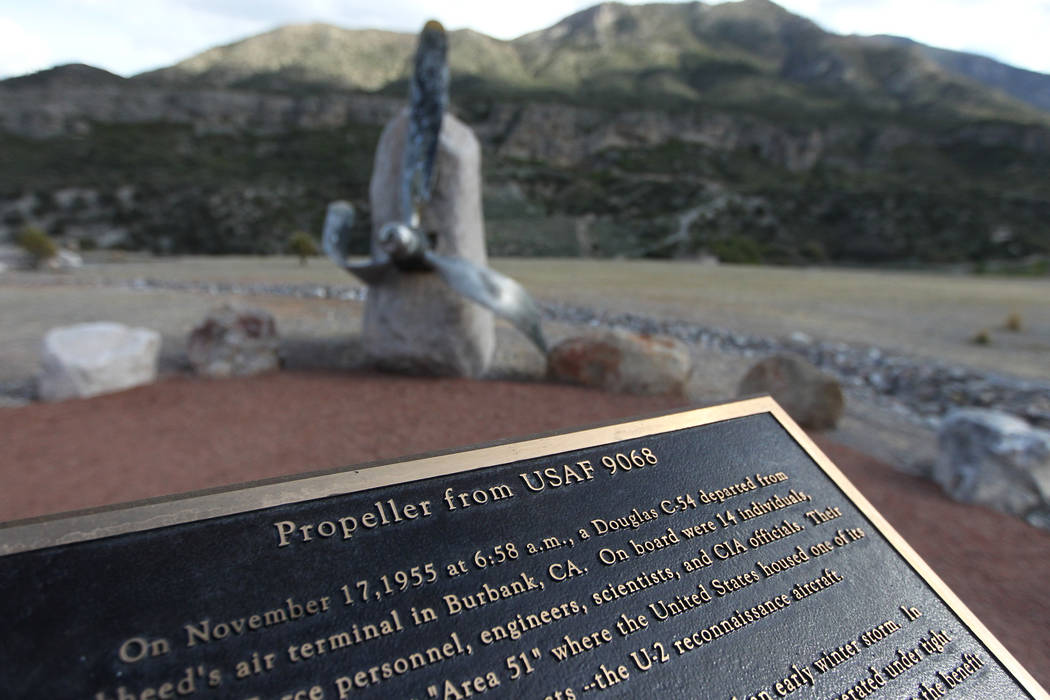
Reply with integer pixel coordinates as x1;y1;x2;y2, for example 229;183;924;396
0;83;402;140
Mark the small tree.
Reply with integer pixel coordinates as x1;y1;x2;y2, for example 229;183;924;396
15;225;57;268
287;231;319;266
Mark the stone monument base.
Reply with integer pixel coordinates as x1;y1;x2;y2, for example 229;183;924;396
363;109;495;377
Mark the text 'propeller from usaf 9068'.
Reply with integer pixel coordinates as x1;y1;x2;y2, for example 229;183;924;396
322;20;547;354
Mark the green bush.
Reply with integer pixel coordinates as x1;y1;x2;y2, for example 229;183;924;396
287;231;319;265
711;236;763;264
15;225;57;266
800;239;828;262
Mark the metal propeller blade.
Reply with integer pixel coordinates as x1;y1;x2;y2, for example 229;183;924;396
423;249;548;353
322;200;354;263
402;20;449;224
322;200;392;285
325;213;548;351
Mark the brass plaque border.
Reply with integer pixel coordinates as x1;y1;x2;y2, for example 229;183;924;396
1;395;1046;697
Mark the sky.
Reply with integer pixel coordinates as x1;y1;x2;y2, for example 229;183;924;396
1;0;1049;80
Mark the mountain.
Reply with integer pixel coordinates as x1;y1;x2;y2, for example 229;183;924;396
136;24;414;91
510;1;1044;122
2;63;126;89
1;1;1048;266
873;35;1050;114
136;23;532;94
136;2;1046;124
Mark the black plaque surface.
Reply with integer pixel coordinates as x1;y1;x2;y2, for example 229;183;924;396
1;398;1045;699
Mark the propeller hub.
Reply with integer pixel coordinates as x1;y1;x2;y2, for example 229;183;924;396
378;222;427;262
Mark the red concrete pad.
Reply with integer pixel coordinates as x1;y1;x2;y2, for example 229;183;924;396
1;372;1046;687
0;372;687;522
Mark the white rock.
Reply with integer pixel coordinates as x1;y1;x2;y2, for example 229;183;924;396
39;322;160;401
363;109;495;377
46;248;83;270
933;409;1050;527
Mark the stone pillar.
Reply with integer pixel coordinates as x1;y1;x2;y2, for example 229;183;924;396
364;109;495;376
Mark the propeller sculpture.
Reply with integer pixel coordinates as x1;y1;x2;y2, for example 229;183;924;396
322;21;547;354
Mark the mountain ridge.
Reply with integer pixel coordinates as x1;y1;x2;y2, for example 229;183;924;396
3;63;127;89
116;1;1047;124
872;34;1050;114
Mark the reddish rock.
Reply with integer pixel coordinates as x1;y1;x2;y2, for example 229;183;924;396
187;305;279;377
547;328;691;395
738;353;844;430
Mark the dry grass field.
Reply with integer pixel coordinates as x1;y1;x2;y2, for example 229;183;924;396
495;259;1050;381
8;255;1045;380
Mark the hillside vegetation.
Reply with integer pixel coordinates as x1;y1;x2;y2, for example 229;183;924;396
1;0;1048;265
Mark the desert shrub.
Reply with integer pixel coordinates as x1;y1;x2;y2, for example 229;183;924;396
1004;312;1022;332
800;239;828;262
971;329;991;346
287;231;319;265
15;225;57;266
711;235;762;264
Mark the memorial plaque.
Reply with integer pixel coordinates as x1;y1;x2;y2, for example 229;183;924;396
1;397;1046;699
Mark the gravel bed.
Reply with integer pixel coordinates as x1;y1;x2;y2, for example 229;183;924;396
545;301;1050;430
